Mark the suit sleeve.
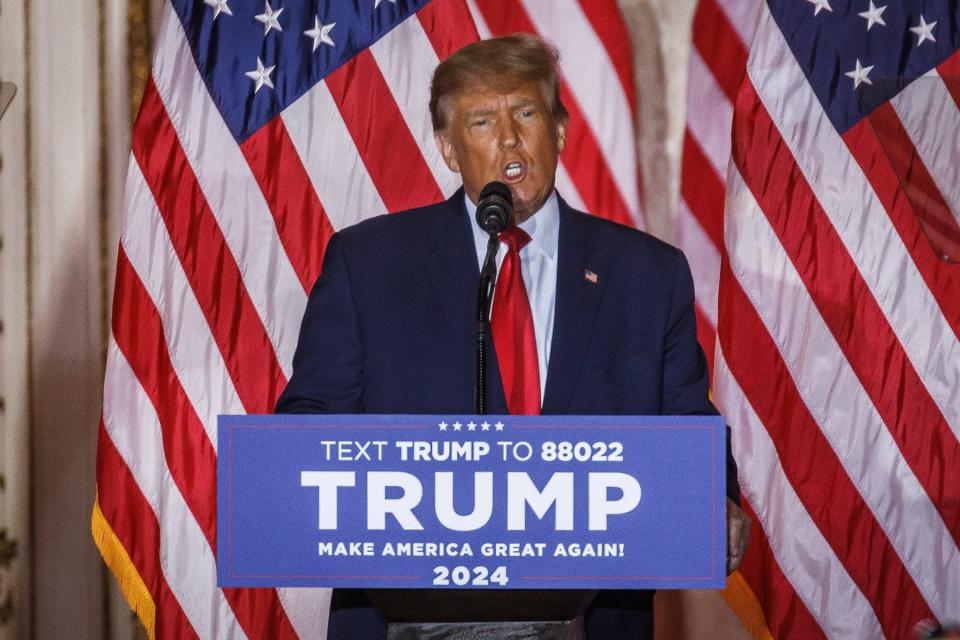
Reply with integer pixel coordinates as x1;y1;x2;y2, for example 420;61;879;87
275;232;364;414
663;249;741;504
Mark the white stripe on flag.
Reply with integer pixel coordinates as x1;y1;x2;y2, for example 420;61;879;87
522;0;642;225
282;82;389;231
121;158;243;442
152;6;305;375
715;0;760;49
686;48;734;177
891;69;960;222
102;340;246;640
370;14;463;199
677;198;720;327
713;350;884;639
554;162;588;213
275;588;331;640
747;4;960;439
726;164;960;620
464;0;493;39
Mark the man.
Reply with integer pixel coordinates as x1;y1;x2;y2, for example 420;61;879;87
277;33;749;639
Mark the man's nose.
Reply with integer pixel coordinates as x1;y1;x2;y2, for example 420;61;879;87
497;120;519;148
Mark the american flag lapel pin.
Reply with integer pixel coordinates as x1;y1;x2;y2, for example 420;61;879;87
584;269;598;284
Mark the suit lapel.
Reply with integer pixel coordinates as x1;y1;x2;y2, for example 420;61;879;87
542;201;606;414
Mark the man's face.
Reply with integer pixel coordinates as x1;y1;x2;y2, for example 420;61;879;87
434;80;566;224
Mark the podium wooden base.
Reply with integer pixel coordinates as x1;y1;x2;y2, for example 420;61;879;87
387;619;585;640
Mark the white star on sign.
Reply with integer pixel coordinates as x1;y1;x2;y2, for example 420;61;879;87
453;421;462;431
374;0;396;7
255;1;284;35
204;0;233;19
245;57;275;93
494;421;504;431
910;15;937;46
858;2;887;30
845;59;874;89
480;421;490;431
467;421;477;431
806;0;832;16
304;17;335;51
438;421;448;431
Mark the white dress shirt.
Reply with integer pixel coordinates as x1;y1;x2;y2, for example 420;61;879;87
466;191;559;404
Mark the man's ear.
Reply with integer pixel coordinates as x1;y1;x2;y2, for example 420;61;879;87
434;130;461;173
555;120;567;154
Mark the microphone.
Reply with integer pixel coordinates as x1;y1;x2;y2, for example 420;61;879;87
475;181;513;234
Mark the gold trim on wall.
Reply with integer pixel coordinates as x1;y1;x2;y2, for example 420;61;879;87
128;0;153;127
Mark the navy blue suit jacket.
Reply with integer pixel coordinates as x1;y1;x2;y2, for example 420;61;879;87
276;190;739;501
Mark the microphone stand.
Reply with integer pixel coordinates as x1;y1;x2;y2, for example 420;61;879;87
475;232;499;414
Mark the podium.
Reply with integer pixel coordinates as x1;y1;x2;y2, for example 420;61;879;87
367;589;594;639
217;414;726;637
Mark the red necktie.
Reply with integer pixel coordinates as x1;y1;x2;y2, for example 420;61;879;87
491;226;541;415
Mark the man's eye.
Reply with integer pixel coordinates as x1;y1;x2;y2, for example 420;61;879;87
472;119;489;127
519;110;534;118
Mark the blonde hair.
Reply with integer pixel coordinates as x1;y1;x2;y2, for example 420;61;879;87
429;33;569;131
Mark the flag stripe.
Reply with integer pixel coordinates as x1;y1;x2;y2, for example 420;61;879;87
937;49;960;112
714;352;883;639
151;6;305;372
325;51;446;213
96;425;199;639
680;131;725;249
369;16;463;198
732;81;960;549
111;247;219;546
416;0;481;60
891;70;960;226
103;336;249;639
564;0;637;114
240;118;335;293
281;84;388;232
867;102;960;258
842;116;960;335
691;0;749;102
747;5;960;439
471;0;638;227
110;252;299;639
726;159;959;622
520;0;642;221
718;249;935;639
132;80;288;412
120;158;243;438
733;501;827;640
686;49;734;177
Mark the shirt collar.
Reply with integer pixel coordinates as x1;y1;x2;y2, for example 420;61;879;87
465;190;560;260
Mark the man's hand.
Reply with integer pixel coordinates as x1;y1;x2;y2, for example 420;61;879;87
727;498;751;574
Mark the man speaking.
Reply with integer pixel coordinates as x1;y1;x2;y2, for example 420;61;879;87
277;33;749;639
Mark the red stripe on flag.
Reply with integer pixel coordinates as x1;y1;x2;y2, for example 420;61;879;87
681;130;725;249
691;0;749;103
574;0;637;114
736;499;826;640
471;0;635;227
324;51;445;213
96;424;200;639
241;116;335;292
733;83;960;547
112;248;300;640
864;103;960;265
718;257;936;639
132;80;287;412
843;116;960;338
416;0;480;61
938;49;960;111
112;248;218;545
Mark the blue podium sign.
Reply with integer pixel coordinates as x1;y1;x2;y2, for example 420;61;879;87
217;415;726;589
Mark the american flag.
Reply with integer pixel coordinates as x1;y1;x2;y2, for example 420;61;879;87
91;0;642;637
683;0;960;637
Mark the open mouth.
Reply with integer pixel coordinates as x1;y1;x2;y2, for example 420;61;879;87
502;161;525;182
